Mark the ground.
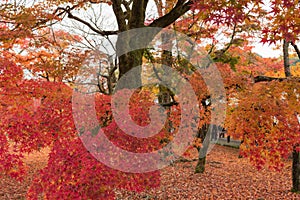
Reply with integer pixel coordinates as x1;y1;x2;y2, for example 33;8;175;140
1;145;299;199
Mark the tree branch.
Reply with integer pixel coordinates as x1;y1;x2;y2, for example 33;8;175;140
291;42;300;59
212;22;238;59
57;6;119;36
30;4;79;30
222;23;238;54
129;0;149;28
149;0;192;28
112;0;127;31
121;0;132;19
253;76;300;83
253;76;287;83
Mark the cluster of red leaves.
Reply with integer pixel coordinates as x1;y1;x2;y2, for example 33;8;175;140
0;59;30;180
27;86;196;198
27;138;161;199
261;0;300;43
2;57;192;198
0;57;76;180
191;0;263;27
100;90;176;153
0;55;168;198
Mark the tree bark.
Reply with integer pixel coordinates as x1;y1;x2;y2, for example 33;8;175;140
292;147;300;192
283;39;291;77
111;0;192;88
159;31;175;103
117;50;144;89
195;124;210;173
195;156;206;173
283;39;300;192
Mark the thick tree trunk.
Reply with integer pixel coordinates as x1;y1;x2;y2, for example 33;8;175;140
292;148;300;192
115;28;161;89
63;1;192;90
117;50;144;89
111;0;192;90
159;31;175;103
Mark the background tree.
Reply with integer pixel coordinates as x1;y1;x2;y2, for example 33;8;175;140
255;0;300;192
160;0;262;173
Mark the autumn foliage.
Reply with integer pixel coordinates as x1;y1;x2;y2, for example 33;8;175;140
1;0;300;198
226;79;300;170
1;65;167;198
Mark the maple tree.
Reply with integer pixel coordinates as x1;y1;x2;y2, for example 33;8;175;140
222;43;300;193
255;0;300;192
0;11;162;199
1;0;300;198
177;0;300;191
1;52;169;198
214;34;300;192
168;0;262;174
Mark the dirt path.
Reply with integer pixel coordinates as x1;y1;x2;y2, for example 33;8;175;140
0;148;49;200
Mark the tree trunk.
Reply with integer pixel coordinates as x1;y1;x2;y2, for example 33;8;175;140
195;156;206;173
283;39;300;192
115;28;161;89
292;148;300;192
195;124;210;173
283;39;291;77
117;50;144;89
159;31;175;103
111;0;192;90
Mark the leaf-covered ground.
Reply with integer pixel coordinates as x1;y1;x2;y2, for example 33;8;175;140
0;148;50;199
1;145;299;199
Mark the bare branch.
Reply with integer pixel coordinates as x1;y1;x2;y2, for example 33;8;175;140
30;4;79;30
121;0;132;15
57;6;119;36
291;42;300;60
221;23;238;54
149;0;192;28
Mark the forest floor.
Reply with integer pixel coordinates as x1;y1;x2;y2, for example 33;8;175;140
1;145;299;200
